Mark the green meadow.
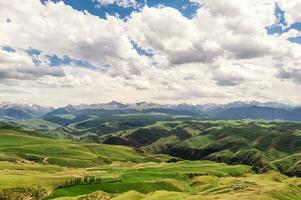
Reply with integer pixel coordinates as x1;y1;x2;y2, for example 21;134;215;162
0;121;301;199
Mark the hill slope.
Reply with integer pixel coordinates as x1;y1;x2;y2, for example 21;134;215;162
0;122;170;168
100;120;301;176
0;122;300;199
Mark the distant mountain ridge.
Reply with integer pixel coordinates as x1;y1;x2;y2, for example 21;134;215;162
0;102;53;120
1;100;301;121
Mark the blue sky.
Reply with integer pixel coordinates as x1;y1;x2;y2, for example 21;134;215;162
49;0;200;19
268;3;301;44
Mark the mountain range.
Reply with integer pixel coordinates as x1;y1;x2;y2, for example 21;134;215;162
1;100;301;121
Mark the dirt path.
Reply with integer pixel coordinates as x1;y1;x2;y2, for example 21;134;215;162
43;157;49;164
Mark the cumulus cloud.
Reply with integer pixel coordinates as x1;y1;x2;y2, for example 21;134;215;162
213;63;251;86
127;1;277;67
0;48;65;81
0;0;301;106
0;0;141;67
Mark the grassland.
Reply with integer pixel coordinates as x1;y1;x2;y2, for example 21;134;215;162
2;158;300;200
98;120;301;176
0;121;301;199
48;161;301;200
0;125;170;168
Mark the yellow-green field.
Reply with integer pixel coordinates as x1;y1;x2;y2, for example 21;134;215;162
1;160;301;200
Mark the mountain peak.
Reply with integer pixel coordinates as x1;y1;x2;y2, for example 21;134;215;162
107;100;125;106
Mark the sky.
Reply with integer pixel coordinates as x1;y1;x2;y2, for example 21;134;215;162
1;0;301;106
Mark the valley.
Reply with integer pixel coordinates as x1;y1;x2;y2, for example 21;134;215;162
0;114;301;200
0;102;301;199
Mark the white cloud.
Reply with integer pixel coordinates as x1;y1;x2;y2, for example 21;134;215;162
0;48;65;81
0;0;140;67
127;1;278;66
0;0;301;106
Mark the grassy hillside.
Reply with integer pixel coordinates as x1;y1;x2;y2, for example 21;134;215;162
14;118;301;176
99;120;301;176
41;113;194;142
19;119;61;132
0;121;301;199
48;161;252;199
0;123;170;168
48;162;301;200
1;158;300;200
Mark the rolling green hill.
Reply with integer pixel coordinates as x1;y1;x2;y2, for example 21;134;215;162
0;120;301;199
11;118;301;176
99;120;301;176
0;122;171;168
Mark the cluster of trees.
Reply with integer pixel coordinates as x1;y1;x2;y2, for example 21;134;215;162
60;176;102;188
